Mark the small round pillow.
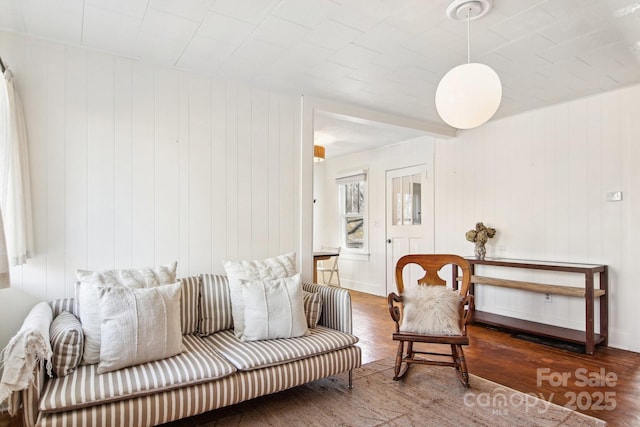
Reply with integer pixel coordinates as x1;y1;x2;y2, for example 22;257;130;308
302;291;322;328
49;311;84;377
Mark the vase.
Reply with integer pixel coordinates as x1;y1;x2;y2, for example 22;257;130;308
474;243;486;260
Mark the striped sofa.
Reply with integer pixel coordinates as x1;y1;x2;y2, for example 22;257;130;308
19;276;361;427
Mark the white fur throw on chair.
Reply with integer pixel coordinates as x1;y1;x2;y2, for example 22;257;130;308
400;285;462;335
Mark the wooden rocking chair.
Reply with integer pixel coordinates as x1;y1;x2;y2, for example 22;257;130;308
387;254;474;387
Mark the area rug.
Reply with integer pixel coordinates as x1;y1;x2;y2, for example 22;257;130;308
180;358;606;426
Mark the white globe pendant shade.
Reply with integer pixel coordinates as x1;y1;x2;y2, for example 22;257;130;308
435;62;502;129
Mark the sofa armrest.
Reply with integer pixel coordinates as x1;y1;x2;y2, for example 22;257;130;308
0;301;52;421
301;282;353;334
20;359;44;427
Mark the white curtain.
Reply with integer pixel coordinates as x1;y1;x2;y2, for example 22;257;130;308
0;68;34;279
0;213;9;288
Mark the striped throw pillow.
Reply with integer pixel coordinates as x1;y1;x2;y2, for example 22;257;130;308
179;276;200;334
199;274;233;335
49;311;84;377
303;291;322;328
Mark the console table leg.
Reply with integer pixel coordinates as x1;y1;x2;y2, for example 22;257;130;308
585;274;595;355
600;268;609;347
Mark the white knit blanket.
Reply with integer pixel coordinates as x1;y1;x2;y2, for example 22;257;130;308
0;301;52;414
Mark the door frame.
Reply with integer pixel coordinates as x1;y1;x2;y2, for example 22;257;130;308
385;164;435;295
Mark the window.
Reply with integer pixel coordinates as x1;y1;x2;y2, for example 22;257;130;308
336;171;367;253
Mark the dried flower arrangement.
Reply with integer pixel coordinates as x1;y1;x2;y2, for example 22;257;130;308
465;222;496;259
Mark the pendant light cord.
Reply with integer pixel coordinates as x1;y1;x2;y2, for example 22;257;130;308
466;7;471;63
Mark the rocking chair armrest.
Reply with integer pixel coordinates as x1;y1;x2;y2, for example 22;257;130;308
462;294;475;326
387;292;403;329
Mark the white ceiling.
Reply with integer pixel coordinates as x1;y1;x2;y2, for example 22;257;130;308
2;0;640;158
314;110;427;158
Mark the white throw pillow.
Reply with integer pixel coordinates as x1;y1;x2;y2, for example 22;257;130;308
76;261;178;287
240;274;307;341
96;282;183;374
75;262;178;365
400;285;462;336
223;252;297;338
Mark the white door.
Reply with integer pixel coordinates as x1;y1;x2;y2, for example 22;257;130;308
385;165;434;295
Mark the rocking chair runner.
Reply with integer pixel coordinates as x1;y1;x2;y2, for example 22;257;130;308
387;254;474;387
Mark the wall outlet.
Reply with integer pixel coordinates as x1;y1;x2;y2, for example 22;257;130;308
544;293;552;303
606;191;623;201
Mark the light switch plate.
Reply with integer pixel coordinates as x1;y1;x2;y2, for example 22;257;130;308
606;191;622;202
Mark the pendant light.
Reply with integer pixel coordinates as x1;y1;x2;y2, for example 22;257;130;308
435;0;502;130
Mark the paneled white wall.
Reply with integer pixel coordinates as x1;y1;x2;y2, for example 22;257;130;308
0;32;300;301
434;86;640;352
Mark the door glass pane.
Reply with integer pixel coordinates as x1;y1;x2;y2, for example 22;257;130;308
392;172;423;227
392;177;401;225
412;174;422;225
402;175;411;225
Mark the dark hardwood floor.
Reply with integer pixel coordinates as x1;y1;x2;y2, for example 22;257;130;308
351;290;640;426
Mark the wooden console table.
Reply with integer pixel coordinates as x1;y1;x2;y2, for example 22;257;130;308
453;257;608;354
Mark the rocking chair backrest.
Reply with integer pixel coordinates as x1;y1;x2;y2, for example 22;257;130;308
395;254;471;298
